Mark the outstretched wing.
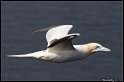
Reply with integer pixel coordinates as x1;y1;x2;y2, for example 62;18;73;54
46;25;73;47
33;25;80;51
47;33;80;52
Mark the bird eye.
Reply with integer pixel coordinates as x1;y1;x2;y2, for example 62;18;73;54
96;46;100;49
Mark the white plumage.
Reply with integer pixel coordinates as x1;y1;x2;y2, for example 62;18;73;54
8;25;111;63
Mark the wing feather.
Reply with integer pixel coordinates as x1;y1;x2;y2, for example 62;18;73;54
46;25;73;46
33;25;80;51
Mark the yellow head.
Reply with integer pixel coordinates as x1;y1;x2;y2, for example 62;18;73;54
83;43;111;53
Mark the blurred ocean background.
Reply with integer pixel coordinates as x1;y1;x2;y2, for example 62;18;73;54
1;1;123;81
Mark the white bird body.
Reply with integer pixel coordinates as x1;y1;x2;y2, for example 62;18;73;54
8;25;111;63
8;46;87;63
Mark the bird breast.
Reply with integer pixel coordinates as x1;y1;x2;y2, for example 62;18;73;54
41;51;83;63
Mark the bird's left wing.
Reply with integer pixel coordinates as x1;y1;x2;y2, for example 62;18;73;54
47;33;80;52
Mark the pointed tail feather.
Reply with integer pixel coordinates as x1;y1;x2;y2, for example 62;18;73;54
7;54;34;58
7;51;44;58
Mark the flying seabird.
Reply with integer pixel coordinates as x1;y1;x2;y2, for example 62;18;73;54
7;25;111;63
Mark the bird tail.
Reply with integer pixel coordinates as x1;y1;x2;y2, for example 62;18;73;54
7;54;34;58
7;51;44;58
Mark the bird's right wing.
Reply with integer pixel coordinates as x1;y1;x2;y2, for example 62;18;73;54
33;25;73;47
33;25;80;52
46;25;73;47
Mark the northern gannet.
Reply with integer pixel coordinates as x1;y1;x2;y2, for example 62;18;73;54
7;25;111;63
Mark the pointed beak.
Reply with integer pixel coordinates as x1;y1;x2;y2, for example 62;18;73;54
99;47;111;51
92;46;111;52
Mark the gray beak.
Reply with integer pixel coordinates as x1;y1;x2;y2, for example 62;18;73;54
99;47;111;51
92;46;111;52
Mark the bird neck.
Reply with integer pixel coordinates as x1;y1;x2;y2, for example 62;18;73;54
74;44;94;54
